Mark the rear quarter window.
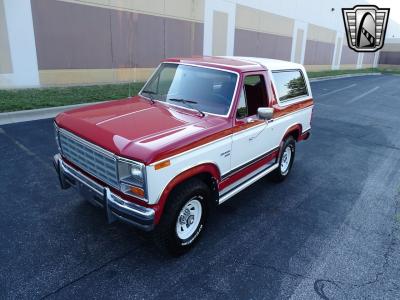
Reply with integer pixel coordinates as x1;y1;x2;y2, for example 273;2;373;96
272;70;308;103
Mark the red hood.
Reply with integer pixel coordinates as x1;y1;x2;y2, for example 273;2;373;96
55;96;232;164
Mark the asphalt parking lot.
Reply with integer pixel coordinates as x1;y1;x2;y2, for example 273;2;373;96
1;74;400;299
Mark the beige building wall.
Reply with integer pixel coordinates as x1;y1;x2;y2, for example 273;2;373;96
60;0;204;22
30;0;205;86
303;24;336;71
307;24;336;44
379;38;400;69
235;5;293;37
2;0;399;88
234;5;293;60
39;68;154;86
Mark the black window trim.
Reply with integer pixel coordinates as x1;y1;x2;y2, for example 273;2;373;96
271;69;309;105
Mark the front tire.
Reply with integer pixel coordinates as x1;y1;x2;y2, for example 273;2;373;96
152;178;210;256
270;136;296;182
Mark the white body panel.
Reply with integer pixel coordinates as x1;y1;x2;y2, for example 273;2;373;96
230;122;274;170
146;135;232;204
145;106;312;205
144;57;313;205
231;106;312;172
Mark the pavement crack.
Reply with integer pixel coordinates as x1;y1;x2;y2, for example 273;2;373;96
314;279;344;300
349;190;400;289
249;263;346;300
39;247;137;299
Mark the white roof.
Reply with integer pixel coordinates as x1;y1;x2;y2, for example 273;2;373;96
222;56;305;71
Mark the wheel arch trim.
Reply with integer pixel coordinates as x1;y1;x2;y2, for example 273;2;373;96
282;123;303;141
153;162;221;224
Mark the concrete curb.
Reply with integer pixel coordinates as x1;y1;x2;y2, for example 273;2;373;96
0;72;384;126
0;101;109;126
309;72;382;82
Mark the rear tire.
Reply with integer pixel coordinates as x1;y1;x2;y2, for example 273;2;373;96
152;178;210;256
270;136;296;182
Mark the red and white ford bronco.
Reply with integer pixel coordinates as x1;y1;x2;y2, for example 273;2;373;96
53;56;313;255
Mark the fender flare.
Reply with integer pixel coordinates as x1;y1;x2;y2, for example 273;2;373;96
277;124;303;158
152;163;221;224
282;124;303;142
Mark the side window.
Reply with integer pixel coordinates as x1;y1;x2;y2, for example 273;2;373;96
236;75;268;119
272;70;308;102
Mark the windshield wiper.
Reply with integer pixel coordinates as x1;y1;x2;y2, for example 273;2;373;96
168;98;205;117
140;90;156;104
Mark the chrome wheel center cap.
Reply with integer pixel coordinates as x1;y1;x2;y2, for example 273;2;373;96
179;208;191;225
187;215;194;227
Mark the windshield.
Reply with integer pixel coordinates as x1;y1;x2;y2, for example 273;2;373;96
140;63;238;115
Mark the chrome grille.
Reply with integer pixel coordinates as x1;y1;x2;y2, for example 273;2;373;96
59;130;119;188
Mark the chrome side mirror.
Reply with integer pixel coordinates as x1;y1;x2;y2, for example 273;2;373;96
257;107;274;121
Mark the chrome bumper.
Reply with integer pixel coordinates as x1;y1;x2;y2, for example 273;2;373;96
53;154;155;231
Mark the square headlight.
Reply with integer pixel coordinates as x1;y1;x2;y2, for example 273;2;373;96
118;159;147;200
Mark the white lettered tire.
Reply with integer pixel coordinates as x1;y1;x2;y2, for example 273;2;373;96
152;178;209;256
270;136;296;182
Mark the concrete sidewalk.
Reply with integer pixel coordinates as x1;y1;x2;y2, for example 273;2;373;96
309;72;381;82
0;101;108;125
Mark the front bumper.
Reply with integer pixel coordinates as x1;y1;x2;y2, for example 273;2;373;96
53;154;155;231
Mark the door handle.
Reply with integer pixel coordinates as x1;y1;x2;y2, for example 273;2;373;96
248;124;267;141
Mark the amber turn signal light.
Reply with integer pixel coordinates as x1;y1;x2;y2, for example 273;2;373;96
154;160;171;170
130;186;145;197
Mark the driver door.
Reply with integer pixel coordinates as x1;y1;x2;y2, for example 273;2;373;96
230;73;277;172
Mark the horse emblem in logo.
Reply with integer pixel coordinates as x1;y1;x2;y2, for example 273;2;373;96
342;5;390;52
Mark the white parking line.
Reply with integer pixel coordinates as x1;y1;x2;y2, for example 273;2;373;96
347;86;380;104
318;83;357;97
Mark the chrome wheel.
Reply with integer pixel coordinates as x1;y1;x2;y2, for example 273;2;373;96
175;197;203;240
280;146;292;174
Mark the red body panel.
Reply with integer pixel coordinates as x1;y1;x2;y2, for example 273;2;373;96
56;96;232;164
218;150;279;191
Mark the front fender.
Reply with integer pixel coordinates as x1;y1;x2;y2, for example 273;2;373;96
151;163;221;224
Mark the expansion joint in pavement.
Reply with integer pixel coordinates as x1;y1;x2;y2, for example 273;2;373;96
40;247;138;299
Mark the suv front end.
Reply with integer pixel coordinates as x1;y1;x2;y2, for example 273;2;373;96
53;122;155;231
